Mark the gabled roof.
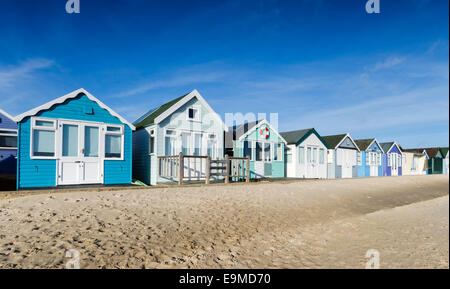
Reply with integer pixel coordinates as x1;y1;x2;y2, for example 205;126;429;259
402;148;429;158
422;147;441;158
380;142;403;154
439;147;449;157
280;128;329;148
230;119;287;144
133;89;228;131
14;88;135;130
0;109;16;123
354;139;376;151
322;133;359;151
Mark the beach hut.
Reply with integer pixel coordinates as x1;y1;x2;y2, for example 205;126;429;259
440;147;449;175
322;133;360;179
354;138;384;177
280;128;328;179
421;148;444;174
401;148;428;175
14;89;135;189
0;109;18;188
228;120;287;179
132;90;227;185
380;142;403;176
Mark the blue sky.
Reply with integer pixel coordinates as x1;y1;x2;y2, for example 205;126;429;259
0;0;448;148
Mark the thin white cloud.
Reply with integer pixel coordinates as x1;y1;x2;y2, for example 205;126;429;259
0;58;54;89
371;57;406;72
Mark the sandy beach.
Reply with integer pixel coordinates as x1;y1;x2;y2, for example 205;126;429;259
0;175;448;269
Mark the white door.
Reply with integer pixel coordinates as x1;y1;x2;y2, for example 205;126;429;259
342;150;353;178
58;122;103;185
306;146;319;178
391;153;398;176
254;141;264;178
370;153;378;176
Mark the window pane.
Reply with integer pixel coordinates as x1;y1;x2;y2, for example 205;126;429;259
313;148;317;163
62;124;78;157
105;135;121;158
33;129;55;157
194;134;202;156
165;137;173;156
274;143;282;161
107;126;121;132
319;149;324;164
264;143;271;162
0;130;17;135
207;140;216;159
84;126;99;157
243;141;251;159
307;147;312;163
35;120;54;127
299;147;305;164
181;133;191;155
0;135;17;148
255;142;262;161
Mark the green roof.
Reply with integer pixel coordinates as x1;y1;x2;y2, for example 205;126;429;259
322;134;347;149
133;93;188;129
439;147;449;157
280;129;312;145
380;142;395;153
354;138;375;151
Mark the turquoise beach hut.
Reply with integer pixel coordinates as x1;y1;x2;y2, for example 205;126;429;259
14;89;135;189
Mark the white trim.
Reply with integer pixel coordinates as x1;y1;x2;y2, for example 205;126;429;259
0;128;18;150
0;109;16;123
386;142;402;155
186;105;201;122
14;88;135;130
154;89;228;132
365;138;384;153
237;119;288;144
104;124;125;161
30;117;58;160
334;133;361;152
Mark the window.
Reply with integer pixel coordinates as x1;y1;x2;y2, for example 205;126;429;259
207;134;217;159
255;142;262;161
298;146;305;164
165;129;177;156
84;126;99;157
313;148;317;163
31;118;56;158
181;132;191;155
62;124;79;157
377;153;381;166
187;107;200;121
388;154;392;166
105;125;123;159
399;155;402;167
193;134;202;156
264;143;271;162
0;130;17;149
307;147;312;163
412;157;417;170
286;148;292;164
243;140;252;160
149;130;155;154
357;152;362;165
319;148;325;164
274;143;282;161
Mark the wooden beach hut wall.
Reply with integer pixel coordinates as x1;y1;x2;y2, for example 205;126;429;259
440;148;449;175
0;109;18;177
354;138;383;177
132;90;227;185
228;120;287;179
322;133;360;179
401;148;428;175
14;89;135;189
280;128;328;179
423;148;444;175
380;142;403;176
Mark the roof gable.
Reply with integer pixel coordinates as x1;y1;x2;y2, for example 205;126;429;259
236;119;287;144
380;142;402;154
14;88;135;130
323;133;360;151
280;128;328;148
133;89;227;131
0;109;17;129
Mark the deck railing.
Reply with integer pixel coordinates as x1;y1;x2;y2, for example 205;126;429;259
158;153;250;185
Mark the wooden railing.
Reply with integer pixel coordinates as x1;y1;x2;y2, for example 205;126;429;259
158;153;250;185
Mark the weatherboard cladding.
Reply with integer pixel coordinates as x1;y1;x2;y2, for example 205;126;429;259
17;94;132;189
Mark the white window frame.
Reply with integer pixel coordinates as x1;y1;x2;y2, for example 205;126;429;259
164;129;178;156
104;124;124;160
187;105;201;122
243;139;252;161
298;146;305;164
357;151;362;166
273;142;283;162
319;148;325;164
149;129;155;155
0;128;18;150
30;117;58;160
